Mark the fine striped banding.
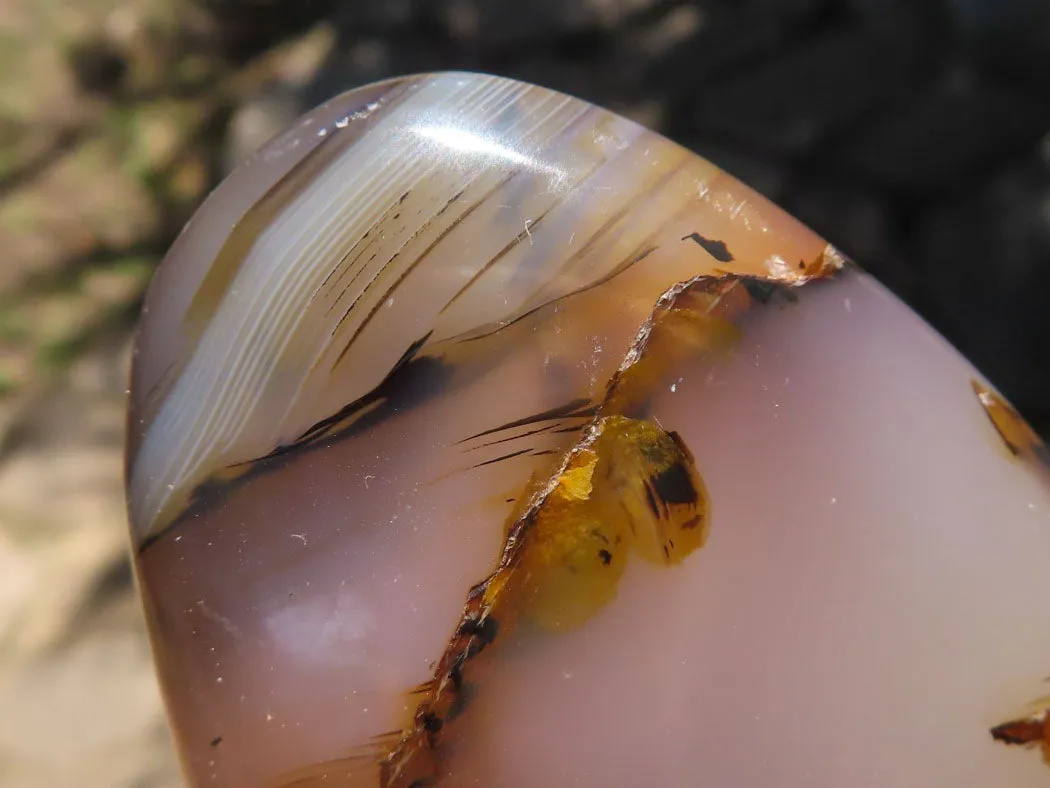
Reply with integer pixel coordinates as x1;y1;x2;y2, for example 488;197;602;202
128;72;833;543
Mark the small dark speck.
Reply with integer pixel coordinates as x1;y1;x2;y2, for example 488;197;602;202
650;462;698;506
798;260;806;269
742;279;778;304
210;736;223;747
742;278;798;305
422;713;443;733
598;548;613;565
505;498;515;503
682;232;734;263
460;615;499;646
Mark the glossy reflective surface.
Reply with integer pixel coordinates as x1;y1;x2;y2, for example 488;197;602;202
126;73;1050;787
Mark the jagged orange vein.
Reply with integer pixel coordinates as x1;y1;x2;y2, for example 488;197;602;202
375;274;831;787
272;268;841;788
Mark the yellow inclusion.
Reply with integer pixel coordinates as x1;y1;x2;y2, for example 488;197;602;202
513;447;629;631
555;449;597;500
514;415;709;631
594;415;710;566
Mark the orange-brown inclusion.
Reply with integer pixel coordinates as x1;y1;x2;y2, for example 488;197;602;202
991;696;1050;767
972;384;1049;769
276;263;842;788
374;275;836;787
972;381;1049;469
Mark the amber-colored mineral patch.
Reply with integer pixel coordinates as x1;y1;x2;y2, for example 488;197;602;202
273;268;841;788
991;695;1050;767
973;381;1050;469
360;272;835;787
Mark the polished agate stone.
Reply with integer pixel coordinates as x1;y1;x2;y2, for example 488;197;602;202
125;73;1050;787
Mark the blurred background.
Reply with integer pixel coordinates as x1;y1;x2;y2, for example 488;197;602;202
0;0;1048;785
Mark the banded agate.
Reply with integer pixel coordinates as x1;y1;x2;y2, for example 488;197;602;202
125;73;1050;787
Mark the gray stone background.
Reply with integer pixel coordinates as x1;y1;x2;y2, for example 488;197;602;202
0;0;1047;786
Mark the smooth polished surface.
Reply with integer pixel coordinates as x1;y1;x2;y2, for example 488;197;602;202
126;72;1050;787
127;72;831;543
